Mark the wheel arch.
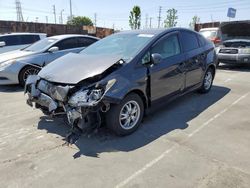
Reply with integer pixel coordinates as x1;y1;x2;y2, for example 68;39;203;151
207;64;216;77
125;89;149;110
18;64;41;84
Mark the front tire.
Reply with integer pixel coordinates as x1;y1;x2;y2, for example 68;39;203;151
19;66;40;86
198;67;214;94
105;93;144;136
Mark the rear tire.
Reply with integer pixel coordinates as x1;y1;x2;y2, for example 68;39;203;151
19;66;40;86
105;93;144;136
198;67;214;94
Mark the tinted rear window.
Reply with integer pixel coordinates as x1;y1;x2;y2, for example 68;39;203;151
181;31;199;52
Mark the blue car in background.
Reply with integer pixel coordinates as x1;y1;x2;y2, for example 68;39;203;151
0;34;99;86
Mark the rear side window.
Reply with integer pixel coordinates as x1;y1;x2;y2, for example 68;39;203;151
181;32;199;52
198;35;207;47
152;34;181;59
20;35;40;44
78;37;97;47
55;38;78;50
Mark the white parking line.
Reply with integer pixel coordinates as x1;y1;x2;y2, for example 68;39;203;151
115;92;250;188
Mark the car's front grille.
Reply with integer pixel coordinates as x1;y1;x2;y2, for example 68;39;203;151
219;49;238;54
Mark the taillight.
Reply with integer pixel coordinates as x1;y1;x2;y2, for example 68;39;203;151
211;37;221;44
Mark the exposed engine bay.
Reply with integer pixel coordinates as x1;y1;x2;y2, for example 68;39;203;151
223;40;250;48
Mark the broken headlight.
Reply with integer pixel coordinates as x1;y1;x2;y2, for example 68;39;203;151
68;89;104;107
68;79;116;107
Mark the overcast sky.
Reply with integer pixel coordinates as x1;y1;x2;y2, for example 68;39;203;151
0;0;249;30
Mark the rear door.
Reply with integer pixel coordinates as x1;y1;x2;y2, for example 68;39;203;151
180;31;205;89
150;32;186;102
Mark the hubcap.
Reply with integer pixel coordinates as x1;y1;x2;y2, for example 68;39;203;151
119;100;141;130
23;68;40;82
204;71;213;90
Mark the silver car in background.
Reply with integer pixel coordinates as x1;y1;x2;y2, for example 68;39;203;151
0;34;99;86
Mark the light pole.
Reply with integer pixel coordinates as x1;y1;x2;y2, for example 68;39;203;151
60;9;64;24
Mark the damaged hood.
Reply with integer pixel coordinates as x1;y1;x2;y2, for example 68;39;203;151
39;53;122;84
221;21;250;40
0;50;35;64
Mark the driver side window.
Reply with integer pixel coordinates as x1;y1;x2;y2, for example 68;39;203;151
152;35;181;59
54;38;78;51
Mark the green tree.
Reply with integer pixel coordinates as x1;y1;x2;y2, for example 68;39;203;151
129;6;141;30
67;16;93;26
189;15;200;30
164;8;178;28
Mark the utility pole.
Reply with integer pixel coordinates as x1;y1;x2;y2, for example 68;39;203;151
15;0;24;22
149;17;153;28
145;14;148;29
69;0;73;21
94;13;97;27
53;5;56;24
45;16;48;24
157;6;162;28
60;9;64;24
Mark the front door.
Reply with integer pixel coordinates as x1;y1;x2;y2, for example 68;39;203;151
149;32;186;102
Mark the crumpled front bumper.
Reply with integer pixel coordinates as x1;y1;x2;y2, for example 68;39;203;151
25;75;65;113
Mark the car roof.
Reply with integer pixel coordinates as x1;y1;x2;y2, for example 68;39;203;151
118;27;199;37
48;34;99;40
0;32;46;37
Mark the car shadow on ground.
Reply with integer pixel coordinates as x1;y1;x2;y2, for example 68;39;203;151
37;85;231;158
0;85;23;93
218;63;250;72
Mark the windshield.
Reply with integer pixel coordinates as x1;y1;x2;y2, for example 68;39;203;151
200;30;217;39
23;38;57;52
80;33;154;61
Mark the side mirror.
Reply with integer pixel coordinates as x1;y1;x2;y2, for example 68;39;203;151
151;53;163;64
0;41;6;47
48;46;59;53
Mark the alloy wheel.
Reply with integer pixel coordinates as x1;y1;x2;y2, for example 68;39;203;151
119;100;141;130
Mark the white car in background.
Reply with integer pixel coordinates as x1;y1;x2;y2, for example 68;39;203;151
0;33;46;54
199;28;222;46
